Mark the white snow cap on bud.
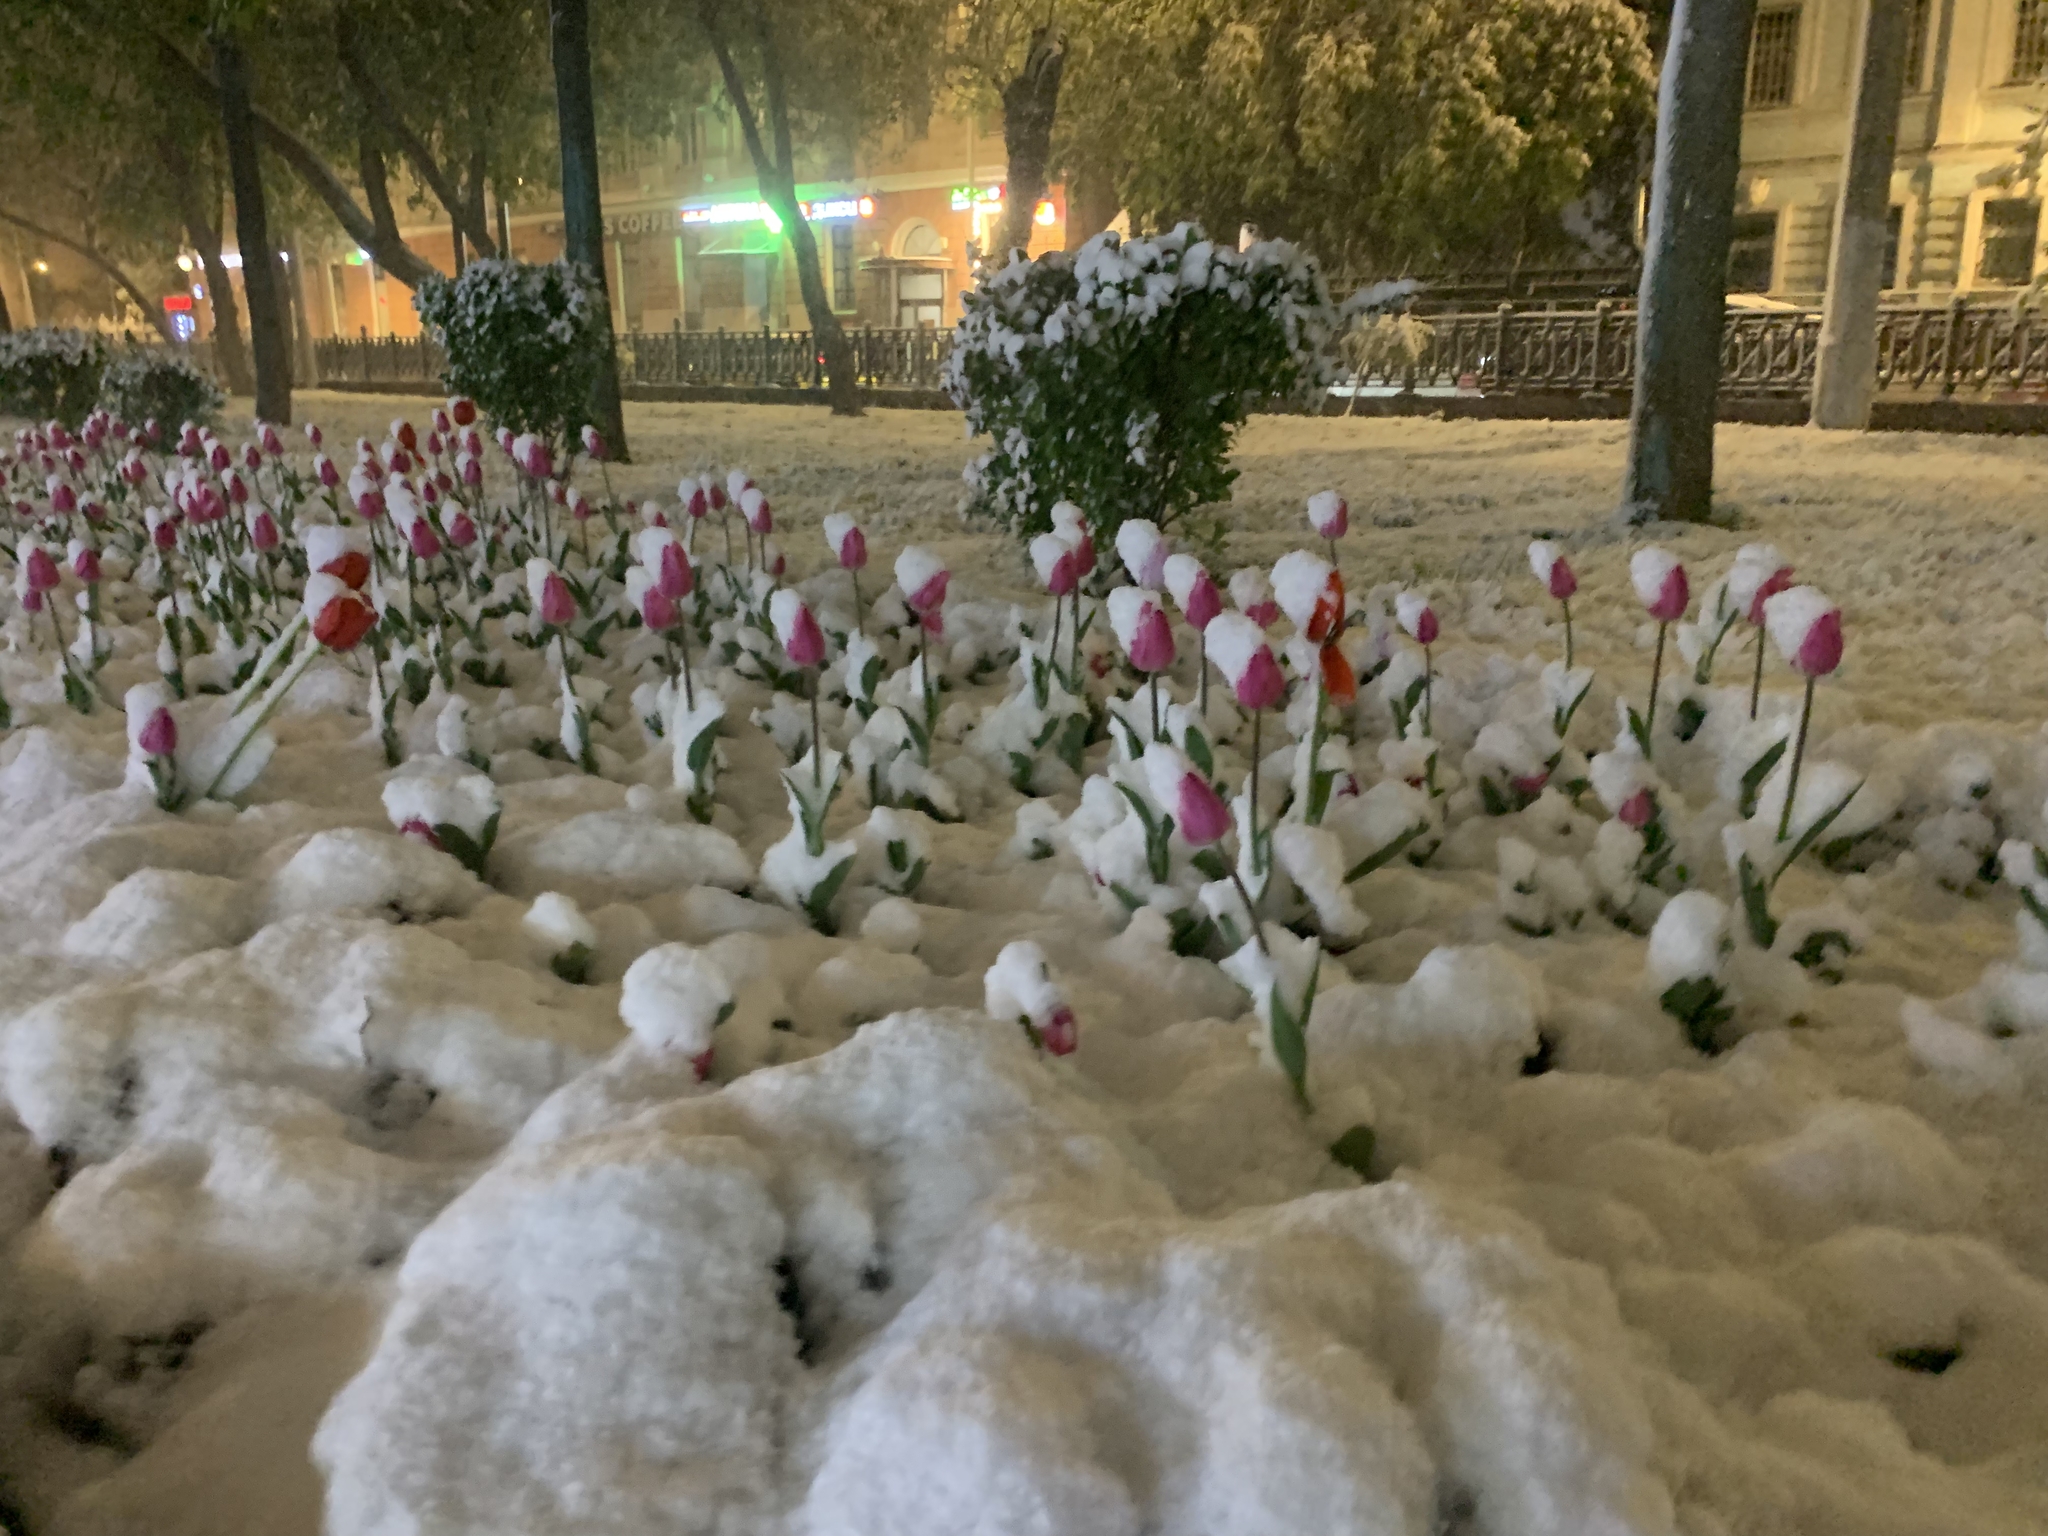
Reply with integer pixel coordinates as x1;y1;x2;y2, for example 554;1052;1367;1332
1629;546;1689;621
1589;742;1656;818
524;556;556;611
1049;501;1088;541
1229;566;1275;618
1204;612;1268;687
1030;531;1076;588
382;758;499;842
1106;585;1159;652
1162;553;1204;610
726;468;753;501
302;522;369;574
1394;590;1437;643
620;942;733;1054
1306;489;1347;539
894;545;947;605
1270;549;1335;631
1114;518;1168;588
983;940;1075;1056
1763;585;1843;676
1725;543;1790;618
1647;891;1729;988
525;891;597;954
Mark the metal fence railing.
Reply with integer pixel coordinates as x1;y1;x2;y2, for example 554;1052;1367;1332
302;299;2048;403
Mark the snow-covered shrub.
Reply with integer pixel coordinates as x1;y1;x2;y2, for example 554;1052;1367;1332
98;351;224;429
0;328;108;426
947;225;1335;544
414;259;609;445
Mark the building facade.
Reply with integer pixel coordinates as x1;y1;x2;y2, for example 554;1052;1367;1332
301;106;1066;344
1735;0;2048;300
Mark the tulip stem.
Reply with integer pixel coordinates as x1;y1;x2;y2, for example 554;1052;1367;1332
1198;628;1209;717
677;621;696;713
851;569;863;637
201;639;320;801
1749;627;1766;721
1646;623;1666;747
1228;865;1270;957
1561;597;1573;670
1777;674;1816;844
1422;644;1433;737
811;669;824;791
1148;675;1161;743
1071;585;1081;684
1248;706;1263;877
1048;596;1063;685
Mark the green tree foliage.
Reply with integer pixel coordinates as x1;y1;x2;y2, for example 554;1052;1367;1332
416;257;610;445
1063;0;1656;271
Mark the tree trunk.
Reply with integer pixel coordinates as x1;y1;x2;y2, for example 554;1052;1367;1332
995;27;1065;260
1811;0;1912;430
1619;0;1757;524
703;13;861;415
549;0;629;459
1064;160;1121;252
284;232;317;386
212;30;292;423
161;136;254;393
0;272;10;332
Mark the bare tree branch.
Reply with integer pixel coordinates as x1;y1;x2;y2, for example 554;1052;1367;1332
0;206;175;341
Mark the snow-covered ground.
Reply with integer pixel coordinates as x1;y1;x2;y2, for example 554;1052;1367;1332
1;394;2047;1536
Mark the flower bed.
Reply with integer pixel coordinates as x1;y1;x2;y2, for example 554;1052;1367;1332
0;402;2042;1536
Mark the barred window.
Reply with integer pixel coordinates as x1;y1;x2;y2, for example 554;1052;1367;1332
1978;198;2040;284
1908;0;1933;90
1747;8;1802;108
1728;211;1779;293
2017;0;2048;81
1884;205;1906;288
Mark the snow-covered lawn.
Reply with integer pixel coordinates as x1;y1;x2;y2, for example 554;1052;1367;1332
2;395;2047;1536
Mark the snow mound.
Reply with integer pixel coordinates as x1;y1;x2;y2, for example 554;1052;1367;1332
491;809;752;902
265;828;485;922
62;868;254;969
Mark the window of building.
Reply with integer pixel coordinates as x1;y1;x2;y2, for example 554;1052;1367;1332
1884;205;1906;289
1979;198;2041;283
1728;211;1780;293
2017;0;2048;81
1907;0;1933;90
1747;8;1801;108
829;223;856;312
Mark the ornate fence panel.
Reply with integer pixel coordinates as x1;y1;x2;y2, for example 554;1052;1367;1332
309;306;2048;402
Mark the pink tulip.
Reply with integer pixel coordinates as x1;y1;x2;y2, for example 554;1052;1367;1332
1175;769;1234;845
770;590;827;667
304;423;323;447
449;397;477;427
458;453;482;488
447;510;478;548
21;545;59;592
740;487;772;535
580;424;608;461
567;486;592;522
240;444;261;472
393;420;418;455
47;478;75;515
81;499;106;523
1307;490;1348;540
639;586;676;631
1618;788;1654;828
1030;533;1080;596
1764;587;1844;678
1630;548;1689;623
432;408;453;436
354;485;385;522
684;483;709;519
1528;541;1577;601
224;470;249;505
824;513;867;570
248;511;279;552
425;430;444;459
138;706;177;757
896;547;949;616
1183;569;1222;630
1039;1004;1078;1056
656;540;692;599
407;517;442;560
1396;591;1438;646
70;545;100;583
315;454;339;489
539;572;576;628
208;443;230;473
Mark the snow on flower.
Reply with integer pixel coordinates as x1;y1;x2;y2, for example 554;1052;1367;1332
1162;553;1223;628
1107;586;1174;672
1629;546;1689;622
1306;489;1348;540
1206;612;1287;709
1763;586;1844;677
1394;591;1438;645
769;589;827;667
823;512;867;570
895;545;949;615
983;939;1078;1054
1528;540;1576;600
1114;518;1169;588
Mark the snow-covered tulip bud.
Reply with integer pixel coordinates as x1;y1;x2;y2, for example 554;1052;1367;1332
1617;788;1654;828
1647;891;1729;992
641;528;693;599
620;943;731;1073
431;407;453;436
119;452;147;486
458;427;482;458
761;539;786;579
348;469;385;522
1763;586;1843;677
81;498;106;523
1727;543;1794;626
1029;532;1080;596
19;540;59;593
1273;549;1344;643
706;473;727;512
627;569;676;631
683;481;709;520
446;509;478;548
1395;590;1438;645
739;485;771;534
823;511;867;570
177;424;201;457
304;525;372;589
895;545;948;615
239;443;261;473
315;453;339;488
769;588;826;667
1163;553;1222;630
407;516;442;561
1145;743;1232;847
305;571;377;651
1229;566;1280;628
391;420;417;456
208;441;230;473
1630;546;1689;623
495;426;515;456
420;479;442;508
138;705;177;758
512;433;552;481
726;468;753;503
458;452;482;488
258;421;283;458
223;469;249;505
424;430;444;460
1114;518;1168;589
526;558;577;628
579;424;608;461
566;485;591;523
67;540;100;584
146;507;177;550
46;477;75;515
1108;586;1175;672
449;396;476;428
1528;540;1576;601
247;509;279;552
1307;489;1348;540
304;422;323;448
1208;612;1287;711
1050;501;1095;573
984;940;1078;1057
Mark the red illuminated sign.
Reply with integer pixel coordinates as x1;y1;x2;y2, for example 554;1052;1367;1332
162;295;194;313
